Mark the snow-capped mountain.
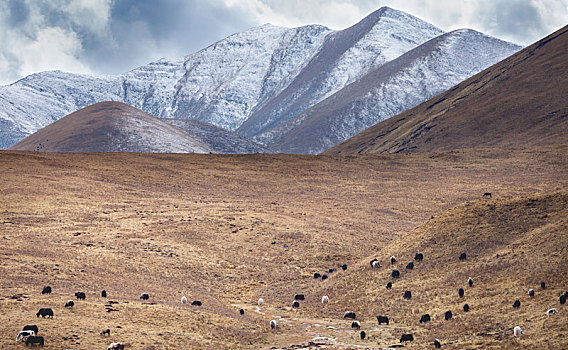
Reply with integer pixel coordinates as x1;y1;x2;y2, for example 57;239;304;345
0;6;521;153
237;7;444;138
324;25;568;155
259;29;522;154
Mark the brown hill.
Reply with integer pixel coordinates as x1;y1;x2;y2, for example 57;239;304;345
9;101;213;153
0;146;566;349
325;25;568;154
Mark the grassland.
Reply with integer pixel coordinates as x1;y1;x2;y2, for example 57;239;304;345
0;145;567;349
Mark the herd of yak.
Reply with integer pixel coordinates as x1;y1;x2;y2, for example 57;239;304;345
12;249;568;348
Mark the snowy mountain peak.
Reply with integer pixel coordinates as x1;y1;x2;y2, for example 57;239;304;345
0;7;522;152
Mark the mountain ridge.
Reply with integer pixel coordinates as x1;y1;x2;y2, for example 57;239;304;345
324;25;568;155
0;7;521;153
260;28;521;154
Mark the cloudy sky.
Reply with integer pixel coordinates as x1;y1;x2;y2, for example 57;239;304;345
0;0;566;85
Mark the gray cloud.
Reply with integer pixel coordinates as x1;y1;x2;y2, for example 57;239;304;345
0;0;566;85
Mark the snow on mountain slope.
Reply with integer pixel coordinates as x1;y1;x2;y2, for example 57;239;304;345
0;23;331;149
260;29;522;154
169;23;331;130
236;7;444;138
0;6;522;153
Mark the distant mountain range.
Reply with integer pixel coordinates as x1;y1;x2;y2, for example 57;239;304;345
0;7;521;153
9;101;270;153
325;25;568;155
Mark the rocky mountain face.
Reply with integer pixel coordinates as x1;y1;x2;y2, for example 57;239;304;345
0;7;521;153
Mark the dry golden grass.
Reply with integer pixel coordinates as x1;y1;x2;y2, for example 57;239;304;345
0;145;567;349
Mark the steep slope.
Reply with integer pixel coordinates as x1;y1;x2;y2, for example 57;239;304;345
237;7;444;138
325;25;568;154
162;119;272;154
262;29;521;154
9;101;213;153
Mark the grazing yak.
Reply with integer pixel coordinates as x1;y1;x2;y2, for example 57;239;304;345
321;274;328;280
547;308;558;317
468;277;474;287
343;311;356;319
386;282;392;289
360;331;366;340
23;325;38;334
458;288;465;298
107;343;124;350
321;295;329;304
258;298;264;306
541;281;546;289
370;258;378;267
419;314;431;323
351;321;361;329
101;290;107;298
75;292;86;300
445;310;452;320
403;291;412;300
513;299;521;308
313;273;321;279
414;253;423;261
528;289;535;297
100;329;111;336
328;268;335;273
513;326;523;337
372;260;381;268
341;264;347;270
25;336;44;347
64;300;74;308
270;320;278;330
391;270;400;278
400;334;414;343
406;262;414;270
390;256;396;265
463;304;470;312
376;315;389;325
41;286;51;295
434;338;442;348
294;294;305;301
36;308;53;318
483;192;492;198
140;293;149;300
181;296;188;304
292;301;300;308
191;300;202;306
16;330;35;342
239;309;245;315
459;252;467;260
560;294;566;305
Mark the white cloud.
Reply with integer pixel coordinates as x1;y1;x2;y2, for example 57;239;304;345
18;27;91;76
1;0;566;85
62;0;112;36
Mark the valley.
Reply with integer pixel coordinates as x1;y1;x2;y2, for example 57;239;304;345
1;146;567;349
